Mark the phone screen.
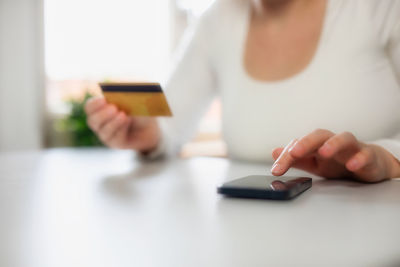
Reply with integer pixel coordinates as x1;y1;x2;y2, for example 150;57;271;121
217;175;312;200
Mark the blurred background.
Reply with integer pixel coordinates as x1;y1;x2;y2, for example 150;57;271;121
0;0;225;156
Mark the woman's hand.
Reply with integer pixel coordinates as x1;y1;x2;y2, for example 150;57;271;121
85;97;161;152
271;129;400;182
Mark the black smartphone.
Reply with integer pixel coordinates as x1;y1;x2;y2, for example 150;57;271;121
217;175;312;200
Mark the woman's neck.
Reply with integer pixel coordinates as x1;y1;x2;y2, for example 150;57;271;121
251;0;313;21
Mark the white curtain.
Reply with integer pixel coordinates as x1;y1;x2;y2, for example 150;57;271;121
0;0;44;151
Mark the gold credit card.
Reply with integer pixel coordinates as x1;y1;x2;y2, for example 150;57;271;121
99;82;172;117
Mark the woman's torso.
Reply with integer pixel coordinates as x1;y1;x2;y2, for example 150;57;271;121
208;0;400;162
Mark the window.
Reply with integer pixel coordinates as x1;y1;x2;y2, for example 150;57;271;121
45;0;224;156
45;0;171;111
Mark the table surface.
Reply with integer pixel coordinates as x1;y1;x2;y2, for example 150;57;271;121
0;148;399;267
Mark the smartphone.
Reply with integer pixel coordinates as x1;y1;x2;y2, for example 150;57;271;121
217;175;312;200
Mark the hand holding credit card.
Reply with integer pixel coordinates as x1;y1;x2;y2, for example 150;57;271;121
99;82;172;117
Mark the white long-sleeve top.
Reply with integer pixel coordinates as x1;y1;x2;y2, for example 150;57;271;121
157;0;400;163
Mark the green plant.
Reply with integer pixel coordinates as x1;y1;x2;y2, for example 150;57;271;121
55;92;104;147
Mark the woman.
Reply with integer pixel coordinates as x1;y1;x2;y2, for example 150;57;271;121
85;0;400;183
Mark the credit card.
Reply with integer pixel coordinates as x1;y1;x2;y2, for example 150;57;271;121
99;82;172;117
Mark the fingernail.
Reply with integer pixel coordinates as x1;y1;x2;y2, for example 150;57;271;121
271;163;282;175
288;140;299;154
348;159;359;170
320;143;332;156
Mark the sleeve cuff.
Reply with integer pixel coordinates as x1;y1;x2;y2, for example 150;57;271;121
135;135;167;161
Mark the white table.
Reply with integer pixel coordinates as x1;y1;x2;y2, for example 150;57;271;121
0;148;399;267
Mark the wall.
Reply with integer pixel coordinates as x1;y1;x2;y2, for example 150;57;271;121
0;0;44;151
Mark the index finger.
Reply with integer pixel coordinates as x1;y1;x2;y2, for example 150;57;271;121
85;97;106;115
271;139;298;176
